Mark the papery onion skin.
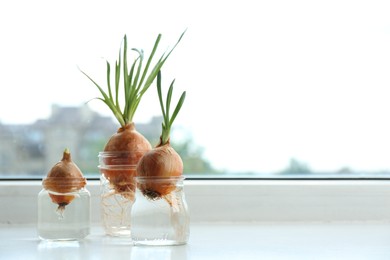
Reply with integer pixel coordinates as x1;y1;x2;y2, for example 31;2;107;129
43;149;86;207
136;142;183;198
104;123;152;153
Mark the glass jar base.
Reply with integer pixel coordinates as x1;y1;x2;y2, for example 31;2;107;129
39;236;83;242
133;239;187;246
38;228;89;241
105;228;131;237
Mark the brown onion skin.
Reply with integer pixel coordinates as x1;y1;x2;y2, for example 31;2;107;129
101;122;152;197
104;123;152;153
136;142;183;198
43;150;86;207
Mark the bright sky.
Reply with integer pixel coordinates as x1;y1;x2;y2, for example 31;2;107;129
1;0;390;173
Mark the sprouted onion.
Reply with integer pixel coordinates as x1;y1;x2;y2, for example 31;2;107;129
80;32;185;197
137;71;186;201
43;148;86;215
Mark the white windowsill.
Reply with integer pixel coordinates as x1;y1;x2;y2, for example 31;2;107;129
1;179;390;224
2;222;390;259
3;180;390;259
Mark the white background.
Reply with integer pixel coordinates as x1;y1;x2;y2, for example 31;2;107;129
1;0;390;173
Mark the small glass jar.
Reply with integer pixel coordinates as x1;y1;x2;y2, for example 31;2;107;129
98;151;145;237
131;176;190;246
37;180;90;241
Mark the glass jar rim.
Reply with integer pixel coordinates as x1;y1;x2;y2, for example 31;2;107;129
98;165;137;170
98;151;150;156
42;177;87;188
135;176;185;182
98;151;147;167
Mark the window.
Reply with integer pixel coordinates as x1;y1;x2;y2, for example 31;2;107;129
1;0;390;179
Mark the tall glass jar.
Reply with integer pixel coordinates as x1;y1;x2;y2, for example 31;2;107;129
131;176;190;246
37;179;90;241
98;151;145;237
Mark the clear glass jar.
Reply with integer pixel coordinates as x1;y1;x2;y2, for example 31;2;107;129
98;151;145;237
37;180;90;241
131;176;190;246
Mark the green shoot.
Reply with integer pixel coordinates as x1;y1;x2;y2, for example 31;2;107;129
80;30;186;127
156;71;186;145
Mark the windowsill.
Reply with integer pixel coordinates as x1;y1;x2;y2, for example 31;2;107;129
2;179;390;224
3;180;390;259
2;222;390;259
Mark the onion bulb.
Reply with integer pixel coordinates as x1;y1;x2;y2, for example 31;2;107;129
137;141;183;199
137;71;186;200
100;123;151;199
43;148;86;212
